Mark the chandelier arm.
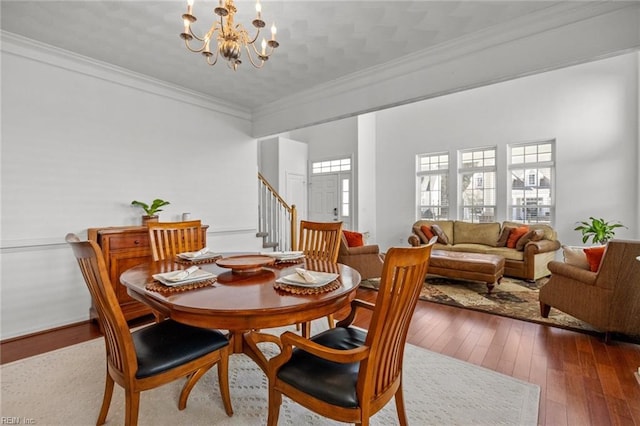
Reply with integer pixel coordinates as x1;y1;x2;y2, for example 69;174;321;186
205;48;220;67
244;46;265;69
184;38;205;53
247;27;261;45
219;14;227;38
186;24;208;43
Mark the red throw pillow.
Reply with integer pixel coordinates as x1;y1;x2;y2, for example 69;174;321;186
583;246;606;272
420;225;435;240
343;230;364;247
506;226;529;249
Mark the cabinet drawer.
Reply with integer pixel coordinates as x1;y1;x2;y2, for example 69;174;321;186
107;233;150;250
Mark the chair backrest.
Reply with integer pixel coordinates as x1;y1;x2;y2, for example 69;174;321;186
597;240;640;332
298;220;343;263
66;234;137;378
147;220;204;261
358;243;434;403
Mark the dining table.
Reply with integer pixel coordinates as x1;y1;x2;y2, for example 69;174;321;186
120;253;361;371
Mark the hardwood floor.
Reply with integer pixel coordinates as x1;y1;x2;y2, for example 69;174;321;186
2;287;640;425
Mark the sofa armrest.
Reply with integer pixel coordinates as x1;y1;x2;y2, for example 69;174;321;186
408;234;421;247
342;244;380;256
547;260;597;285
525;239;561;253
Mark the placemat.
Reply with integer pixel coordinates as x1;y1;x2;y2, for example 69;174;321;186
175;256;221;265
146;278;216;294
273;279;341;295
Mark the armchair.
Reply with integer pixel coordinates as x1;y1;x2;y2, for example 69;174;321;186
539;239;640;341
337;234;384;280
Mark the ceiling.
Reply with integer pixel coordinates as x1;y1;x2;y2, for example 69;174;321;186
2;0;582;112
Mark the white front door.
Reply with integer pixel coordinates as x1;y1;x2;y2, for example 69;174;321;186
309;173;352;230
309;174;339;223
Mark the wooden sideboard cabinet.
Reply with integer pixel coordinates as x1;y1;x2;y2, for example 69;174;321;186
87;225;208;322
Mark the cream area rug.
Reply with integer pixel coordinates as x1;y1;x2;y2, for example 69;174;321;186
1;325;540;425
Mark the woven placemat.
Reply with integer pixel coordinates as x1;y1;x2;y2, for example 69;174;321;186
146;278;216;294
175;256;221;265
273;279;341;295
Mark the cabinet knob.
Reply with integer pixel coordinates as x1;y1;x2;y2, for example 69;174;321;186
134;240;140;245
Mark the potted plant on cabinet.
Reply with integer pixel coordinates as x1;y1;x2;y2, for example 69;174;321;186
574;217;626;245
131;199;170;224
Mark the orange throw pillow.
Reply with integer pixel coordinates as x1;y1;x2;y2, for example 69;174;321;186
420;225;435;240
583;246;606;272
343;230;364;247
506;226;529;249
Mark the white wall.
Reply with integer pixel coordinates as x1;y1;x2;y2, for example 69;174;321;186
1;38;261;339
357;114;377;239
375;52;639;251
289;117;357;161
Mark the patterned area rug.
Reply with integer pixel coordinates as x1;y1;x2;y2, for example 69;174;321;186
361;275;601;335
0;324;540;425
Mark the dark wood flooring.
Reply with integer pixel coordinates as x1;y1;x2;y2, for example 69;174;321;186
2;288;640;425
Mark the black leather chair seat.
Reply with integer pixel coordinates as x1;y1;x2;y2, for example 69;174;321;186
132;320;229;379
277;327;366;408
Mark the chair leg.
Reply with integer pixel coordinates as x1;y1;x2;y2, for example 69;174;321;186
267;387;282;426
124;389;141;426
539;302;551;318
217;348;233;416
394;385;409;426
326;314;335;329
178;365;215;410
97;373;114;425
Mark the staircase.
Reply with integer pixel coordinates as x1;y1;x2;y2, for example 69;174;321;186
257;173;298;251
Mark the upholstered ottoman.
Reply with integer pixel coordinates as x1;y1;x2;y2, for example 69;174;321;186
429;250;505;293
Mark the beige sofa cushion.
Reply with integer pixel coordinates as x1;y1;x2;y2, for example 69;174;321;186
453;221;500;246
447;244;525;261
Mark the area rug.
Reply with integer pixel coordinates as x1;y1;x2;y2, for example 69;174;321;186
361;275;600;335
0;325;540;425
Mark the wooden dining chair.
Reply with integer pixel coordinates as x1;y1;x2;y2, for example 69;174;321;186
245;243;434;426
298;220;343;263
298;220;343;330
147;220;205;261
66;234;232;426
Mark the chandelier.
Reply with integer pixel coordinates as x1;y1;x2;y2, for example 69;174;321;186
180;0;279;71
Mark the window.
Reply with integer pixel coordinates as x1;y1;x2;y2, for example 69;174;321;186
341;178;350;217
509;141;554;224
312;158;351;174
416;153;449;219
459;147;496;223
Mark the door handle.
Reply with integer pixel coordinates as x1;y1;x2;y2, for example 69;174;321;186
333;207;338;216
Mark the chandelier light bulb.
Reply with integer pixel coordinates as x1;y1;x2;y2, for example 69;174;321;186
271;23;277;39
261;38;267;55
256;0;261;14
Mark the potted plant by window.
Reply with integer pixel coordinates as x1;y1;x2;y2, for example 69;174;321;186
574;217;626;245
131;199;170;224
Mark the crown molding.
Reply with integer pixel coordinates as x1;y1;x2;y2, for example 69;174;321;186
253;1;639;136
1;31;252;122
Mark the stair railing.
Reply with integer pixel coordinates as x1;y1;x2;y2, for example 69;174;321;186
258;173;298;251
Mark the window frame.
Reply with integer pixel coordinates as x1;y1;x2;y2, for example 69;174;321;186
415;152;450;220
507;140;555;224
458;146;497;223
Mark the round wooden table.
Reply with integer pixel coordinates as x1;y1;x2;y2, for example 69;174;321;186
120;255;361;369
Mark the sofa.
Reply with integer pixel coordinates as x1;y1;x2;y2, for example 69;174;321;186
408;220;560;281
539;239;640;341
